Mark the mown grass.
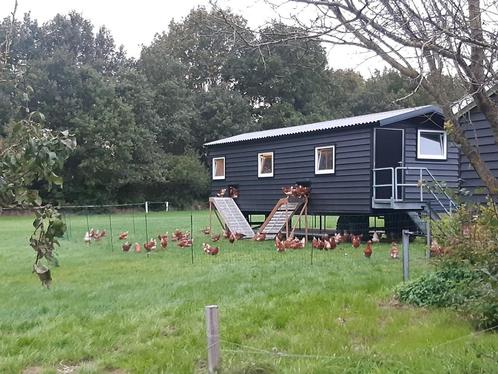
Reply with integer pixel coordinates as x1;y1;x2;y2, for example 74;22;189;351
0;211;497;373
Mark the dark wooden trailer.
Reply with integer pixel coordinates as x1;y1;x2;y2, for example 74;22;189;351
205;106;459;237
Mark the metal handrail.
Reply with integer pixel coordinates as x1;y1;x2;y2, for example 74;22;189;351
372;166;457;214
395;167;456;214
422;168;457;213
372;167;395;201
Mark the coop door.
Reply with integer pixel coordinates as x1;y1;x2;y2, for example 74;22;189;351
374;128;404;200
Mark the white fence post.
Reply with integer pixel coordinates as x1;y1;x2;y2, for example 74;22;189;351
205;305;220;373
165;201;169;212
145;201;149;214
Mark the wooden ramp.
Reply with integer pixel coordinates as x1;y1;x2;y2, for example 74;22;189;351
209;197;254;238
258;198;305;239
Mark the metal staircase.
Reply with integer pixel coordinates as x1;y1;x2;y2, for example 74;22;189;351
407;203;442;235
372;166;457;235
257;198;305;239
372;166;457;213
209;197;254;238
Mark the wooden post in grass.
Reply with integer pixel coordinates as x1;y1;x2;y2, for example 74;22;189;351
205;305;220;373
402;229;410;282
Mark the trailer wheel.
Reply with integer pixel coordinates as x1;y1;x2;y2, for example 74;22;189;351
336;215;369;238
384;213;418;241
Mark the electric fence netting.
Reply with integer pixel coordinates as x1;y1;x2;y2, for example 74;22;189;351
0;204;435;273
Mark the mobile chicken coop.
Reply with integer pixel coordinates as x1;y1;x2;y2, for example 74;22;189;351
204;105;459;238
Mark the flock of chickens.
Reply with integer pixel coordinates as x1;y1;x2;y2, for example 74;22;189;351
272;231;401;259
83;226;245;256
281;185;311;198
216;187;239;198
202;185;447;259
216;184;311;200
201;227;402;259
84;228;192;253
84;229;107;242
83;226;404;260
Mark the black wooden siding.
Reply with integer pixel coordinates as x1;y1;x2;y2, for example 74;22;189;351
208;125;373;215
459;109;498;201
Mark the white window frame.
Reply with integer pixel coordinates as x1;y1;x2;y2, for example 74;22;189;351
417;129;447;160
315;145;336;174
212;157;225;180
258;152;274;178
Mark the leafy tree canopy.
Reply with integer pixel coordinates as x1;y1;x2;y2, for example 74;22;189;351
1;6;444;206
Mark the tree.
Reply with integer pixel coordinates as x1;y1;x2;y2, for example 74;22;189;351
140;9;256;153
352;69;465;115
148;6;252;91
27;55;138;203
39;12;126;75
1;1;75;287
190;86;255;153
214;8;440;128
224;21;339;128
269;0;498;194
0;116;75;287
0;11;170;204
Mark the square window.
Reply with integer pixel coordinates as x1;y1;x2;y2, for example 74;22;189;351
212;157;225;180
417;130;447;160
315;146;335;174
258;152;273;177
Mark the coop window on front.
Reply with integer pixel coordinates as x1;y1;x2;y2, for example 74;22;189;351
417;130;447;160
258;152;274;177
212;157;225;180
315;146;335;174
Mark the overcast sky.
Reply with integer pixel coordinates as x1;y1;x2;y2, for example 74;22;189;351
0;0;383;76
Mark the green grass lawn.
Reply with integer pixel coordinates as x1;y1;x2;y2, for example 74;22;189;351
1;211;497;373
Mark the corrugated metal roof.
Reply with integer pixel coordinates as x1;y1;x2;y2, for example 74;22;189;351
204;105;442;146
453;85;497;117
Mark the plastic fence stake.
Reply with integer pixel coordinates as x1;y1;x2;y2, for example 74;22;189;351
109;211;114;251
85;209;90;233
191;212;194;265
132;208;136;236
144;206;149;243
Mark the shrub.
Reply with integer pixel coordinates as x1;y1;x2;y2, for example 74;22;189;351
165;151;210;209
396;265;479;308
396;199;498;330
465;279;498;330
